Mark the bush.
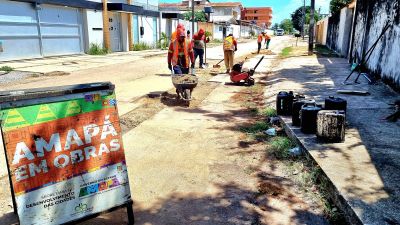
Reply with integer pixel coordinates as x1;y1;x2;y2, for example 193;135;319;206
88;43;108;55
157;32;169;50
132;42;155;51
0;66;13;73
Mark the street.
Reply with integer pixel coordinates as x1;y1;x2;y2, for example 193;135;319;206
0;36;331;225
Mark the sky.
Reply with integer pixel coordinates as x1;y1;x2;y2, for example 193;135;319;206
160;0;331;24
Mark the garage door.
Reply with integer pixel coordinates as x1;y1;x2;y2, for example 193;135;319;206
39;4;83;56
0;0;42;61
0;0;83;61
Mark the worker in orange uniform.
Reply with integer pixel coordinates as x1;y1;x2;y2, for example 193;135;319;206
168;28;195;75
264;32;271;49
223;33;238;73
257;32;265;54
170;23;185;42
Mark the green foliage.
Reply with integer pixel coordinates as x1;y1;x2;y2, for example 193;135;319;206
132;42;155;51
291;6;321;31
272;23;279;30
183;11;207;22
158;32;169;49
240;121;269;134
280;47;293;57
330;0;353;14
261;107;277;117
280;19;294;33
0;66;13;73
249;30;256;37
269;137;295;159
88;43;108;55
204;31;212;38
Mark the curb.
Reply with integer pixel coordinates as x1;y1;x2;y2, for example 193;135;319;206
278;115;363;225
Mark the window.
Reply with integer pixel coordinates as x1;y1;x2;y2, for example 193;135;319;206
254;17;258;20
254;10;258;13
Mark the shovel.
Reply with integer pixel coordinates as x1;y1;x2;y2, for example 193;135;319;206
213;59;224;68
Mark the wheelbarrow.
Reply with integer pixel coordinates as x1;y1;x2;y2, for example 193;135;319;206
172;69;198;106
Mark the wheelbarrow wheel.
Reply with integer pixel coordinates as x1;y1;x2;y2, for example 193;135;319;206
247;78;255;86
183;89;191;100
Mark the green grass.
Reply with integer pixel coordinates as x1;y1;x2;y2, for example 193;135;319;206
280;47;293;57
260;107;277;117
0;66;13;73
132;42;155;51
268;136;295;159
88;43;108;55
240;121;269;134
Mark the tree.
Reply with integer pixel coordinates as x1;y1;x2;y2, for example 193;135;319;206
272;23;279;30
291;6;321;31
330;0;353;14
280;19;293;33
183;11;207;22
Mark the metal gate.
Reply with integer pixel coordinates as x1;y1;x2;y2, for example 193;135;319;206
0;0;83;61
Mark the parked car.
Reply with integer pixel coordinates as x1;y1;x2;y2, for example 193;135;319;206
276;29;284;36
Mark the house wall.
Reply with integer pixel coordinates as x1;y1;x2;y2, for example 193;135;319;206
352;0;400;88
316;17;329;45
198;22;213;38
83;9;104;52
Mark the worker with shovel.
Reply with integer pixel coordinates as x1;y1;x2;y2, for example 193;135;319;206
257;32;265;54
223;33;238;73
192;28;210;69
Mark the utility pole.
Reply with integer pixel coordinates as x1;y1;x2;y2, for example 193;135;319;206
192;0;195;37
308;0;315;55
302;0;306;40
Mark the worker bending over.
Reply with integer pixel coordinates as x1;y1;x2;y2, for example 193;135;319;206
223;34;238;73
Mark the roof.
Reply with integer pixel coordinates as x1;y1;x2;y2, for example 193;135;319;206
244;7;272;10
209;2;242;8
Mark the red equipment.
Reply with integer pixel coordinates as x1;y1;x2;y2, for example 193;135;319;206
230;56;265;86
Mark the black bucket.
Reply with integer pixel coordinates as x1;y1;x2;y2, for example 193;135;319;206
276;91;294;116
325;96;347;112
292;99;314;126
300;103;322;134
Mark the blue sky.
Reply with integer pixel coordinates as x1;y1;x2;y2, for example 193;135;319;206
160;0;331;24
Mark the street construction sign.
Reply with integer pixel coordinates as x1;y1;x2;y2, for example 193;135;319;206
0;83;133;225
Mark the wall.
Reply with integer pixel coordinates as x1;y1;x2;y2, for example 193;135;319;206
337;7;354;57
326;13;340;53
316;17;329;45
83;9;104;52
213;24;224;40
232;24;240;38
198;22;213;38
351;0;400;87
138;16;158;45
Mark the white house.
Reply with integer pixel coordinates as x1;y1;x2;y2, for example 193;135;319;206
0;0;160;62
209;2;242;40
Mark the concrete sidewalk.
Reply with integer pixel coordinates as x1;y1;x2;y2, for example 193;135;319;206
264;55;400;224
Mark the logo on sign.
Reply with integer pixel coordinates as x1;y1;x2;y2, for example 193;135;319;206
73;203;93;215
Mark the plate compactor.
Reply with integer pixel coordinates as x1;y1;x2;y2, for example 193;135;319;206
230;56;265;86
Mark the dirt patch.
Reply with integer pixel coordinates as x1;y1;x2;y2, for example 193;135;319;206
119;66;221;134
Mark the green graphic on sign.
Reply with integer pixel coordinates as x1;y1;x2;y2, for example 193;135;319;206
0;94;116;131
